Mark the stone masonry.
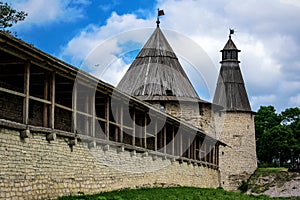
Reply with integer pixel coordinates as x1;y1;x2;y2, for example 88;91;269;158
215;112;257;190
0;127;220;200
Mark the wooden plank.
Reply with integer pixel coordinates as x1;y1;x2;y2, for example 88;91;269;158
132;107;135;146
43;73;49;127
163;125;166;154
0;87;25;97
188;135;191;159
139;119;143;147
72;81;77;132
193;138;197;160
91;93;95;138
105;97;110;140
29;96;51;104
55;103;73;112
172;126;174;156
179;131;182;157
115;105;119;142
144;114;147;148
120;103;123;143
50;72;55;129
85;95;89;134
154;118;157;151
23;61;30;124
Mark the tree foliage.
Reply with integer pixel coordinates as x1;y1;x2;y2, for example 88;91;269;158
255;106;300;165
0;1;27;33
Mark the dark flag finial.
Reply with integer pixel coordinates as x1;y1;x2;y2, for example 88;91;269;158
156;9;165;27
229;29;234;38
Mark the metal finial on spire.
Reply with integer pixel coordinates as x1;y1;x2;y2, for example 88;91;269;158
229;29;234;38
156;9;165;27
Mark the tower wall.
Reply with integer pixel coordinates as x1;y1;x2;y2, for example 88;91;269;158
152;101;214;134
215;111;257;190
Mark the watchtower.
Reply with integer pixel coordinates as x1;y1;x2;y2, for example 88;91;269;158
213;32;257;190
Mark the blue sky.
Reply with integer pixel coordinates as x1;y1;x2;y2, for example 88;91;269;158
5;0;300;112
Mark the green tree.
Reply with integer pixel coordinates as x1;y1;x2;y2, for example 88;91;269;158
0;1;27;33
281;107;300;132
254;106;282;141
255;106;300;164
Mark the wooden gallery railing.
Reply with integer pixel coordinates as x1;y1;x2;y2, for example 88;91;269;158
0;53;221;170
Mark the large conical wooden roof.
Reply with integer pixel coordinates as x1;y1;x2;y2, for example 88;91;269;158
213;36;252;112
117;27;202;102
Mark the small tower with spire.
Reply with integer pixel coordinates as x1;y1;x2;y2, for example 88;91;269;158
213;30;257;190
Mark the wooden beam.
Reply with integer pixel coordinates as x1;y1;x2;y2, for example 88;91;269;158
43;73;49;127
132;107;135;146
85;95;89;135
179;131;182;157
50;72;55;129
120;103;123;143
154;119;157;151
72;81;77;132
144;114;147;148
163;125;166;154
0;87;25;97
23;61;30;124
91;92;95;138
188;134;191;159
115;105;119;142
172;126;175;156
105;97;110;140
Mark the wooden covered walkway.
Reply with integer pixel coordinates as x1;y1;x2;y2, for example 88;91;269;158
0;31;224;168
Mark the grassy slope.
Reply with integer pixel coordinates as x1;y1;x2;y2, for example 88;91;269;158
57;187;300;200
247;168;295;194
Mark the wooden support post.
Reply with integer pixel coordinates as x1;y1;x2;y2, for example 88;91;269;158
85;95;89;135
115;105;119;142
50;72;55;129
172;126;175;156
208;143;211;163
163;125;166;154
216;145;219;166
188;134;191;159
154;118;157;151
91;92;95;138
139;119;143;147
193;138;197;160
179;131;182;157
204;142;207;162
198;139;201;160
120;103;123;143
144;114;147;148
72;82;77;133
132;107;135;146
43;73;49;127
105;97;110;140
23;61;30;124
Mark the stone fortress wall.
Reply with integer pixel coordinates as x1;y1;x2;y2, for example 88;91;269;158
0;126;219;200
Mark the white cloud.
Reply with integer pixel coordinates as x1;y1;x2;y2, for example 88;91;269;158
250;95;277;109
289;94;300;107
58;0;300;111
7;0;90;26
60;12;154;84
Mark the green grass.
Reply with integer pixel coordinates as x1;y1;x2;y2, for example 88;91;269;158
256;168;288;173
57;187;300;200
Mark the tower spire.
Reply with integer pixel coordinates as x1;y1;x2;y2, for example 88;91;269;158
213;33;251;112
